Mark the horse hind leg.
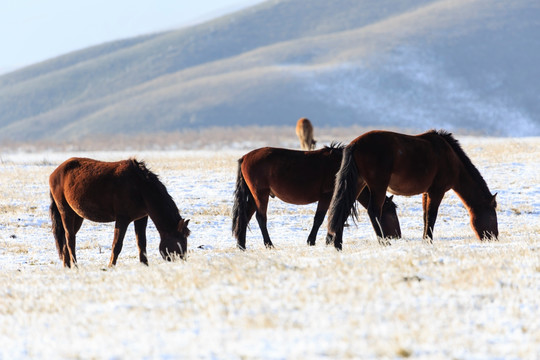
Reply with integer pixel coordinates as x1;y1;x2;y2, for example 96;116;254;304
236;196;256;250
255;212;273;248
253;192;273;248
62;211;83;268
366;188;389;244
332;227;344;251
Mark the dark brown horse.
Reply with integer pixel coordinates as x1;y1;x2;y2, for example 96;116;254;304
232;144;401;249
327;130;498;250
49;158;190;267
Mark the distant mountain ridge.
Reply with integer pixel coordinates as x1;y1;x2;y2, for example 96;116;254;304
1;0;539;141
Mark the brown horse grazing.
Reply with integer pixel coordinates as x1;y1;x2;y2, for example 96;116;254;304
327;130;498;250
296;117;316;150
49;158;190;267
232;144;401;250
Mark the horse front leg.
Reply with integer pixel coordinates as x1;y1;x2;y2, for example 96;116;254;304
109;218;130;267
134;216;149;265
422;192;443;242
308;196;331;246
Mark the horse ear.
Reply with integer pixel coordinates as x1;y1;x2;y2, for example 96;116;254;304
178;219;190;234
491;193;497;207
389;195;394;201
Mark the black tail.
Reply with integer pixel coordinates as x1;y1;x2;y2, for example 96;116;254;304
232;158;253;240
49;192;65;260
327;144;361;235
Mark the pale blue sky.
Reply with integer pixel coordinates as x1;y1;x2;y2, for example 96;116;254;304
0;0;264;74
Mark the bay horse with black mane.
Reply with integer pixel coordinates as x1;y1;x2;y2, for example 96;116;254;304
232;144;401;249
49;158;191;267
327;130;498;250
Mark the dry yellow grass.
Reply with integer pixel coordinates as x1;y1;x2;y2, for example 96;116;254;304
0;136;538;359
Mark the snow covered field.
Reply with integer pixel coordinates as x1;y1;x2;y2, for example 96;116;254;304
0;137;539;359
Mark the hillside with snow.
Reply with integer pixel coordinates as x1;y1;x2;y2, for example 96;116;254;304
0;0;539;142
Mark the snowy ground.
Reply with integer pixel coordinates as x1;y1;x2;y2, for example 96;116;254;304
0;137;539;359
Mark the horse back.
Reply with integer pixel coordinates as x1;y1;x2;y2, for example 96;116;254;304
241;147;340;204
49;158;146;222
351;131;459;195
50;157;130;187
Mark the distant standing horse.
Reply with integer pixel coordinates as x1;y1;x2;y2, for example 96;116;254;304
49;158;191;267
296;118;316;150
327;130;498;250
232;144;401;249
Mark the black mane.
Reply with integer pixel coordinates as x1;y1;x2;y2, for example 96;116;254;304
129;159;182;222
435;130;492;198
323;142;345;154
324;141;345;150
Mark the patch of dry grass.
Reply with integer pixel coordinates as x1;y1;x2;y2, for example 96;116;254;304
1;237;538;358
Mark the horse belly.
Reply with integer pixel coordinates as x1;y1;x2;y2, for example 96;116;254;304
270;186;318;205
387;174;431;196
68;196;117;223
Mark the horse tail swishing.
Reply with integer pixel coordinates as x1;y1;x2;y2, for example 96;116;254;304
49;192;66;261
327;144;361;250
232;157;255;250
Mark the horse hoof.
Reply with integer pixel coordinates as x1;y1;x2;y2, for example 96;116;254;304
325;235;334;245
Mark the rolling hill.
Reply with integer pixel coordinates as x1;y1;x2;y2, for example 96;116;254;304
1;0;539;142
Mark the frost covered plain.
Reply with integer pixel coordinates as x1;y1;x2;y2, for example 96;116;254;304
0;136;539;359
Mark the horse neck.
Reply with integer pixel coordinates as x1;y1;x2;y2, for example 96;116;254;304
452;163;491;212
141;182;180;234
438;131;492;212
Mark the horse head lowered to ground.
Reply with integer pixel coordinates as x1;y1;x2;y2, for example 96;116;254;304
49;157;190;267
327;130;498;250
